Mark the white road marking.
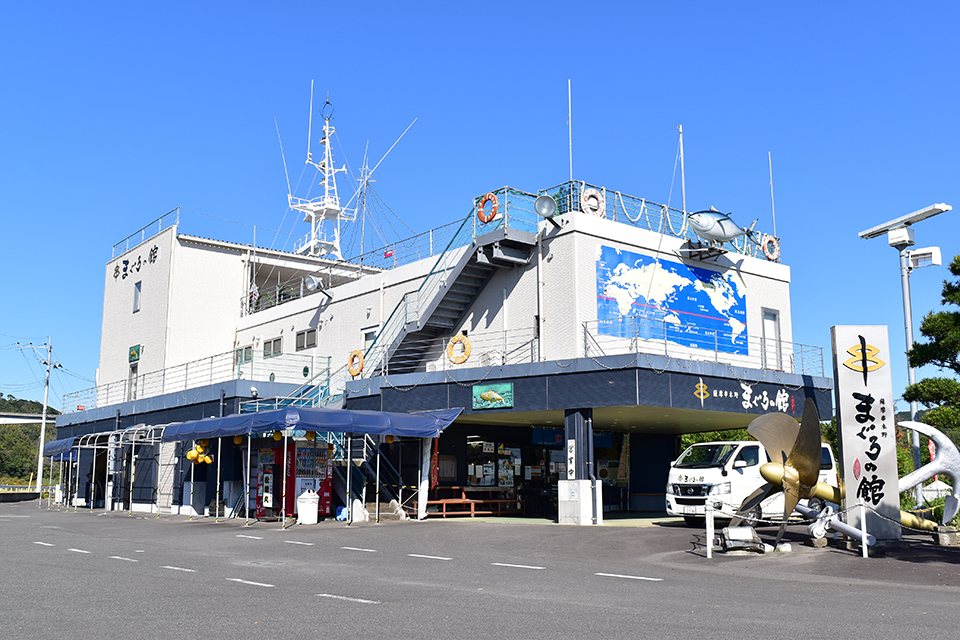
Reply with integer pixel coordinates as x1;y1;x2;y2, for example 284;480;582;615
33;541;55;547
0;515;30;518
595;572;663;582
236;534;263;540
109;556;138;562
316;593;380;604
491;562;545;570
408;553;452;561
341;546;377;553
68;548;90;554
227;578;275;588
161;566;196;573
284;540;315;546
135;550;145;553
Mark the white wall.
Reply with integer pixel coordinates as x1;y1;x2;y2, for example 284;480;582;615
99;226;177;386
164;238;247;368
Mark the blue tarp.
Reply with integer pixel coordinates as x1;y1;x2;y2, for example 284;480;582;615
43;437;76;457
160;406;463;443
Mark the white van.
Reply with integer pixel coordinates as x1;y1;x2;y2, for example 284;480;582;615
665;441;838;526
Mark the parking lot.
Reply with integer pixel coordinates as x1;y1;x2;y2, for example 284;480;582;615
3;501;959;639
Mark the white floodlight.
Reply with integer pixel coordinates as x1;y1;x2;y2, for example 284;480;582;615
908;246;942;269
534;194;562;229
859;201;951;507
858;203;952;240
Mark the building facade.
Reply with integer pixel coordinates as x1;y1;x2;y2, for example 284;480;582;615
55;182;832;521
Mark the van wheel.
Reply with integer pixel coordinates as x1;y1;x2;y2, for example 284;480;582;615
807;498;825;514
743;506;762;527
683;516;705;527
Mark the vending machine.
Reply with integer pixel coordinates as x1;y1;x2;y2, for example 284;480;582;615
295;441;334;518
256;442;297;517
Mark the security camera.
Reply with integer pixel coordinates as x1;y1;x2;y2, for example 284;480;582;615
250;387;258;398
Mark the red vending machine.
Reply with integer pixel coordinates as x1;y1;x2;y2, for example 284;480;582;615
256;442;297;517
295;441;334;518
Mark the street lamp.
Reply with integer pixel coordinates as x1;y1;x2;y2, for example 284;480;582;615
859;203;952;506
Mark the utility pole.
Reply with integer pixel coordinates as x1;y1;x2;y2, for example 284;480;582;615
31;338;54;492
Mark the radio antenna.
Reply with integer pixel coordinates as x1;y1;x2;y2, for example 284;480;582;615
306;79;314;164
768;151;777;237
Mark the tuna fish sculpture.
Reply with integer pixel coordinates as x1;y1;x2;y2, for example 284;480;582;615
688;207;758;246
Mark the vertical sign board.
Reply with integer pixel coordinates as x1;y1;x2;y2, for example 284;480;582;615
831;325;902;540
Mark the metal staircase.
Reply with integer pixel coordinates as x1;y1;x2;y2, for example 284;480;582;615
363;191;539;377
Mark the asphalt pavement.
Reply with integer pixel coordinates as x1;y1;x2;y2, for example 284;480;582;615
2;501;958;639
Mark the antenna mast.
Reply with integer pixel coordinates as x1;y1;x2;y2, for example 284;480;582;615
768;151;777;237
678;125;687;215
567;79;573;181
290;89;352;261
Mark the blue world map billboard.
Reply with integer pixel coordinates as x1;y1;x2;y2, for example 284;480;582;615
596;245;748;354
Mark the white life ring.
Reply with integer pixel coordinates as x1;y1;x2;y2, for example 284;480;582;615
762;234;780;261
580;187;605;217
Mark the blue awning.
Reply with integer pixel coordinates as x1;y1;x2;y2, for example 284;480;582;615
43;437;76;457
160;406;463;443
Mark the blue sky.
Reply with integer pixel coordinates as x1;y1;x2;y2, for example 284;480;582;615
2;2;958;413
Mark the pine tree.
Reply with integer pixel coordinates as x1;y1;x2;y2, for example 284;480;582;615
904;254;960;435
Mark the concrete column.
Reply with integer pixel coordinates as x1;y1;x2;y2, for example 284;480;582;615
558;408;601;525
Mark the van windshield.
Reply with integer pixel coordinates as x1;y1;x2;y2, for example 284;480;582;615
675;443;738;469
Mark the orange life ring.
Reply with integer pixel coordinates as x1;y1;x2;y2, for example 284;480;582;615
348;350;364;376
761;234;780;261
446;335;471;365
477;192;498;223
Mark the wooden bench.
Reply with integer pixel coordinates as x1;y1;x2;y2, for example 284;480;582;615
427;486;526;518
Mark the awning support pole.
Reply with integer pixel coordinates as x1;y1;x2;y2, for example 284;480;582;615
281;431;289;529
375;437;381;524
245;427;252;525
346;434;353;526
103;436;111;514
215;438;222;523
418;438;429;521
128;441;137;516
189;440;195;520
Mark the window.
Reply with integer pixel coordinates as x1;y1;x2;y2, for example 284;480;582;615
363;327;378;353
235;346;252;366
762;309;781;370
128;363;138;401
296;328;317;351
735;446;760;467
133;281;141;313
264;337;282;358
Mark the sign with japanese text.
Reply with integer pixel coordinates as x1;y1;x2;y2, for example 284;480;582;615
831;325;902;540
113;244;160;282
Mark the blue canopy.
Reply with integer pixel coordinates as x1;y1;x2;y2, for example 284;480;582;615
160;406;463;443
43;437;76;457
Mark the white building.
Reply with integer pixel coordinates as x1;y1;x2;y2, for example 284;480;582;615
57;181;832;521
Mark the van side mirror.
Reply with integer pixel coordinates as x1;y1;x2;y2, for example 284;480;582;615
733;460;747;469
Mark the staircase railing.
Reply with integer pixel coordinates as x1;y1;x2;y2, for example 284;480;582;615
359;186;542;378
361;206;477;376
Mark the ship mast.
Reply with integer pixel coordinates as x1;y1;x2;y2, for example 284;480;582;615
291;90;353;260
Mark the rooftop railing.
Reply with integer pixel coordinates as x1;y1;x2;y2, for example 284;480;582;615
62;350;330;414
112;208;180;258
583;317;824;377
